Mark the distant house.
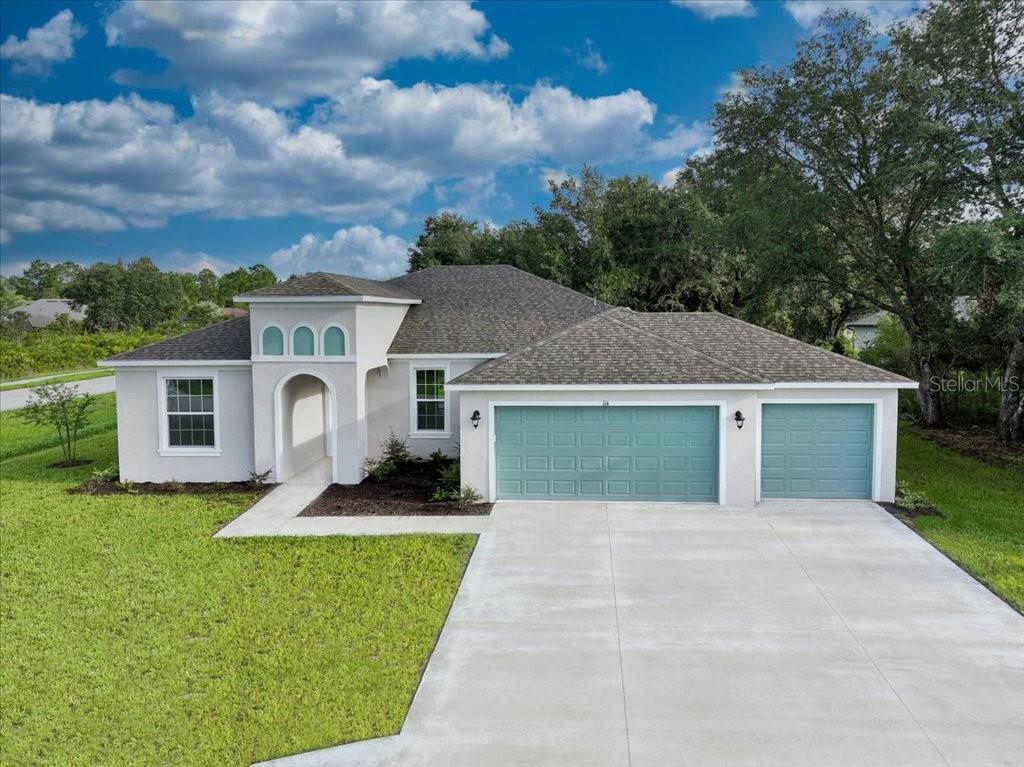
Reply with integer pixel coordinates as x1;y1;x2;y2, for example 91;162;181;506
12;298;86;328
845;310;888;351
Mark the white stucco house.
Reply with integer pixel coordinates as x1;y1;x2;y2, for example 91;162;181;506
101;265;916;506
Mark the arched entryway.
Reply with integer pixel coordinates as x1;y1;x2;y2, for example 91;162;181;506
274;371;336;483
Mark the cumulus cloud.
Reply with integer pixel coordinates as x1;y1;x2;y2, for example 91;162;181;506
1;9;85;75
0;92;428;242
105;0;510;107
671;1;757;20
538;167;571;191
647;120;714;161
269;226;410;279
782;1;925;29
321;78;657;175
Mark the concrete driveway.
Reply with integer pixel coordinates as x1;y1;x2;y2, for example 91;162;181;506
264;500;1024;767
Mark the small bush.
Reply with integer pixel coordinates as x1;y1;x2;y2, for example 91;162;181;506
429;487;453;503
165;478;184;493
430;484;484;506
363;456;396;481
19;382;95;465
247;468;272;488
895;480;932;511
457;485;483;505
92;464;119;483
382;432;412;464
428;448;448;464
437;461;460;491
117;480;138;495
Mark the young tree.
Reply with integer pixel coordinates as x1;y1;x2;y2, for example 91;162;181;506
19;383;96;465
713;11;966;425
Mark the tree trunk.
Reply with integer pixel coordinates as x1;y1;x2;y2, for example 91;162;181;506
911;333;945;428
997;318;1024;444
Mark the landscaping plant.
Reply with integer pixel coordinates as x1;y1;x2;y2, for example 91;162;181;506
381;432;412;464
18;383;95;466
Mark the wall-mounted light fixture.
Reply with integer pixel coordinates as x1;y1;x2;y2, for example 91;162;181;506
734;410;746;430
471;410;481;429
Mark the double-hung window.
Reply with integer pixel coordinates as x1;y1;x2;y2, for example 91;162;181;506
413;368;447;433
165;378;216;448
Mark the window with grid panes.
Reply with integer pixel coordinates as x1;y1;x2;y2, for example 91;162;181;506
165;378;215;447
415;369;446;431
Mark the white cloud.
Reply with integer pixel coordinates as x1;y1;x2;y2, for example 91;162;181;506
161;250;235;275
539;167;571;191
647;120;714;160
105;0;510;107
782;1;924;30
321;78;657;174
660;166;683;188
671;1;757;20
0;92;428;242
575;38;608;74
717;71;748;98
269;226;410;279
1;9;85;75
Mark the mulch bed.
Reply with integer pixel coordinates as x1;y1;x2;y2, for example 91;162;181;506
300;459;492;517
879;500;943;521
906;422;1024;470
69;479;275;497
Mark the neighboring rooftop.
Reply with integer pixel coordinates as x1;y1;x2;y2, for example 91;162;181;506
10;298;86;328
103;316;251;362
452;307;913;386
846;310;888;327
386;265;608;354
237;272;418;301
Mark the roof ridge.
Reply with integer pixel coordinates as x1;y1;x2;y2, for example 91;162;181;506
608;309;770;383
708;311;914;382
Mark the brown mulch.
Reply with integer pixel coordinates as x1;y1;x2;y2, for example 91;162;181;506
69;479;275;497
906;422;1024;470
300;459;492;517
879;500;943;521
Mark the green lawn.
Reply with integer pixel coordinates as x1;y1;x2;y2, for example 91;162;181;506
0;392;118;461
0;368;113;392
0;427;475;765
897;426;1024;610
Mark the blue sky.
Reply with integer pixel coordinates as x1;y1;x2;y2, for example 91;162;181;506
0;0;922;279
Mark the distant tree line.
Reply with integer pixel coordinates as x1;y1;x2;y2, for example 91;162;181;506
1;259;277;331
408;0;1022;442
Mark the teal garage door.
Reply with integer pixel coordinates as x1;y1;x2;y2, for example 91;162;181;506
761;404;874;499
494;406;719;501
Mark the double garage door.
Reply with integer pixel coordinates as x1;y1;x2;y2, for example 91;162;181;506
495;405;719;501
494;403;875;502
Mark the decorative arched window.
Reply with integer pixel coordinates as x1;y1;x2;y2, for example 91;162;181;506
261;326;284;356
292;326;315;356
323;326;346;357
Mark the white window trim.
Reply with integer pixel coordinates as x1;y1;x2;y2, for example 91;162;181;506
291;323;318;357
319;324;351;358
259;323;287;356
156;369;222;456
409;363;451;438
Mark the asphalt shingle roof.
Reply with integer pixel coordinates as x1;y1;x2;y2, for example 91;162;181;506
104;316;251;361
385;265;609;354
238;272;418;301
451;307;912;386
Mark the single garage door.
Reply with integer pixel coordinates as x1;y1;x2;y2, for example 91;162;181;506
494;405;719;501
761;403;874;499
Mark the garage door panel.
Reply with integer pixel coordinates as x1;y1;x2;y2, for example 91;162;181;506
496;406;718;501
761;404;873;499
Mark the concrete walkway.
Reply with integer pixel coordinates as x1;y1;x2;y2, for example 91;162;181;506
215;457;490;537
0;374;116;411
257;499;1023;767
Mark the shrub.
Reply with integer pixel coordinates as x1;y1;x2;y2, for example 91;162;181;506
117;480;138;495
363;456;396;481
381;431;412;464
457;485;483;505
92;464;119;483
165;478;185;493
895;480;932;511
438;461;460;491
247;469;272;488
430;484;484;506
18;383;95;465
859;315;913;376
428;448;448;464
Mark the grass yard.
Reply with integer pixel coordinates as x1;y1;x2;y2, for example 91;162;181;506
0;368;113;392
897;425;1024;611
0;426;475;765
0;393;118;461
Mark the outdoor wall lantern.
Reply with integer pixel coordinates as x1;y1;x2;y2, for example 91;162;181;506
734;410;746;430
471;410;482;429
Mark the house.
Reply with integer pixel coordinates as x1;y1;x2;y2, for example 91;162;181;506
9;298;86;327
100;265;916;506
845;310;888;351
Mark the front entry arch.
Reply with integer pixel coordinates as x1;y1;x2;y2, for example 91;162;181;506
273;371;337;483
